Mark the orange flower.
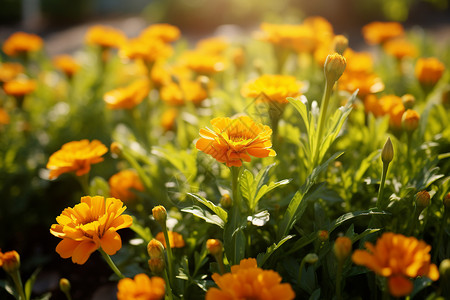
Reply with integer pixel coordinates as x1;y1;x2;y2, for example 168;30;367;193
352;233;439;297
53;55;80;77
140;23;181;43
46;139;108;180
160;108;178;132
2;32;43;56
109;170;145;202
0;108;10;125
180;51;225;74
117;274;165;300
383;39;417;60
0;250;20;273
104;79;150;109
365;95;405;128
0;63;24;82
120;37;173;63
160;79;208;106
206;258;295;300
196;116;276;167
415;57;445;87
241;74;303;104
50;196;133;264
196;37;229;55
3;79;36;97
258;23;316;53
362;22;404;45
155;231;185;248
85;25;126;48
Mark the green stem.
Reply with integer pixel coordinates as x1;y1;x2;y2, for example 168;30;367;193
99;248;124;279
163;268;174;300
214;253;226;275
377;163;390;209
163;226;175;285
433;211;449;262
62;290;72;300
77;173;90;195
297;258;307;288
313;80;333;169
10;269;26;300
121;149;152;191
231;166;242;212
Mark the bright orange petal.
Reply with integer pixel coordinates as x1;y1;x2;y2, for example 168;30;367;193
55;239;80;259
100;229;122;255
388;275;413;297
72;241;98;264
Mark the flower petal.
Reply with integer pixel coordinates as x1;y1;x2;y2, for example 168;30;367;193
100;229;122;255
72;241;98;264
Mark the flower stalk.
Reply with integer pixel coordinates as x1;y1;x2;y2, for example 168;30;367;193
99;248;124;279
10;269;26;300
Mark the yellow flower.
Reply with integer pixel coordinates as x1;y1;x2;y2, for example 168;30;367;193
352;232;439;297
85;25;126;48
50;196;133;264
362;22;404;45
155;231;185;248
109;170;145;202
103;79;150;110
0;62;24;82
180;51;225;74
258;22;316;53
415;57;445;87
206;258;295;300
117;274;165;300
241;74;303;104
383;39;417;60
3;79;36;97
2;32;43;56
0;108;10;125
150;62;191;88
160;108;178;132
0;249;20;273
160;79;208;106
196;37;229;55
120;37;173;63
196;116;276;167
46;139;108;180
53;55;80;77
140;23;181;43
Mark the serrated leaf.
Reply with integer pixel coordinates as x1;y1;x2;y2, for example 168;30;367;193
188;193;228;223
181;206;225;228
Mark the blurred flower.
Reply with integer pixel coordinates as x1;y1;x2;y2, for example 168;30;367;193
402;109;420;132
109;170;145;202
103;79;150;109
362;22;404;45
258;22;316;53
150;62;191;88
206;239;223;256
140;23;181;43
46;139;108;179
318;230;329;242
2;32;43;57
117;273;165;300
53;55;80;78
415;190;430;210
155;231;185;248
0;108;11;125
148;257;165;274
333;35;348;55
160;79;208;106
364;95;404;129
0;63;24;82
402;94;415;109
147;239;164;259
196;116;276;167
241;74;303;104
152;205;167;225
415;57;445;87
160;108;178;132
383;39;417;60
120;37;173;63
232;47;245;69
352;232;439;297
180;51;225;74
3;79;36;97
220;194;232;209
50;196;132;264
206;258;295;300
196;37;229;55
334;236;352;262
0;250;20;273
85;25;126;48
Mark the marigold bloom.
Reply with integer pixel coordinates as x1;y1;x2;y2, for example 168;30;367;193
3;78;36;97
104;79;150;109
120;37;173;63
0;62;24;82
53;55;80;77
150;62;191;87
383;39;417;59
161;108;178;132
160;79;208;106
180;51;225;74
2;32;43;56
196;116;276;167
0;250;20;273
109;170;145;202
0;108;10;125
85;25;126;48
196;37;229;55
352;232;439;297
155;231;185;248
206;258;295;300
415;57;445;87
117;273;165;300
50;196;132;264
140;23;181;43
258;22;316;53
46;139;108;180
362;22;404;45
241;74;303;104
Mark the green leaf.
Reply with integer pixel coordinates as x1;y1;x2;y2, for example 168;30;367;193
129;216;152;241
181;206;225;228
25;267;41;300
329;209;391;233
257;235;294;267
223;205;247;265
286;231;317;255
188;193;228;223
287;96;310;134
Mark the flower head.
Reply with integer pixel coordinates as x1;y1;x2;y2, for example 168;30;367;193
109;170;145;202
196;37;229;55
155;231;185;248
180;51;225;74
2;32;43;56
46;139;108;180
53;55;80;77
117;274;165;300
241;74;303;104
352;232;439;297
3;79;36;97
140;23;181;43
206;258;295;300
415;57;445;87
196;116;276;167
206;239;223;256
120;37;173;63
258;23;316;53
160;79;208;106
50;196;133;264
0;250;20;273
103;79;150;110
362;22;404;45
85;25;126;48
0;63;24;82
383;39;417;60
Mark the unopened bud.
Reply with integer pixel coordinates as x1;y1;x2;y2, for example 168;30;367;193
401;94;415;110
220;194;232;209
148;257;165;274
333;35;348;55
206;239;223;256
324;53;346;84
110;142;122;156
334;236;352;262
415;191;431;210
402;109;420;133
304;253;319;264
444;192;450;210
318;230;329;242
0;250;20;273
381;137;394;165
440;259;450;279
59;278;71;294
152;205;167;226
147;239;165;259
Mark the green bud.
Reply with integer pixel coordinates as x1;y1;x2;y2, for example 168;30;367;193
381;137;394;164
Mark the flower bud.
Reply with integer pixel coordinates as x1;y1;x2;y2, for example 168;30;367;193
152;205;167;226
59;278;71;294
206;239;223;256
0;250;20;273
148;257;165;274
220;194;232;209
304;253;319;264
381;137;394;165
415;191;431;210
444;192;450;210
401;94;415;110
110;142;122;156
333;35;348;55
318;230;329;242
324;53;347;84
334;236;352;262
439;259;450;280
402;109;420;133
147;239;165;259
